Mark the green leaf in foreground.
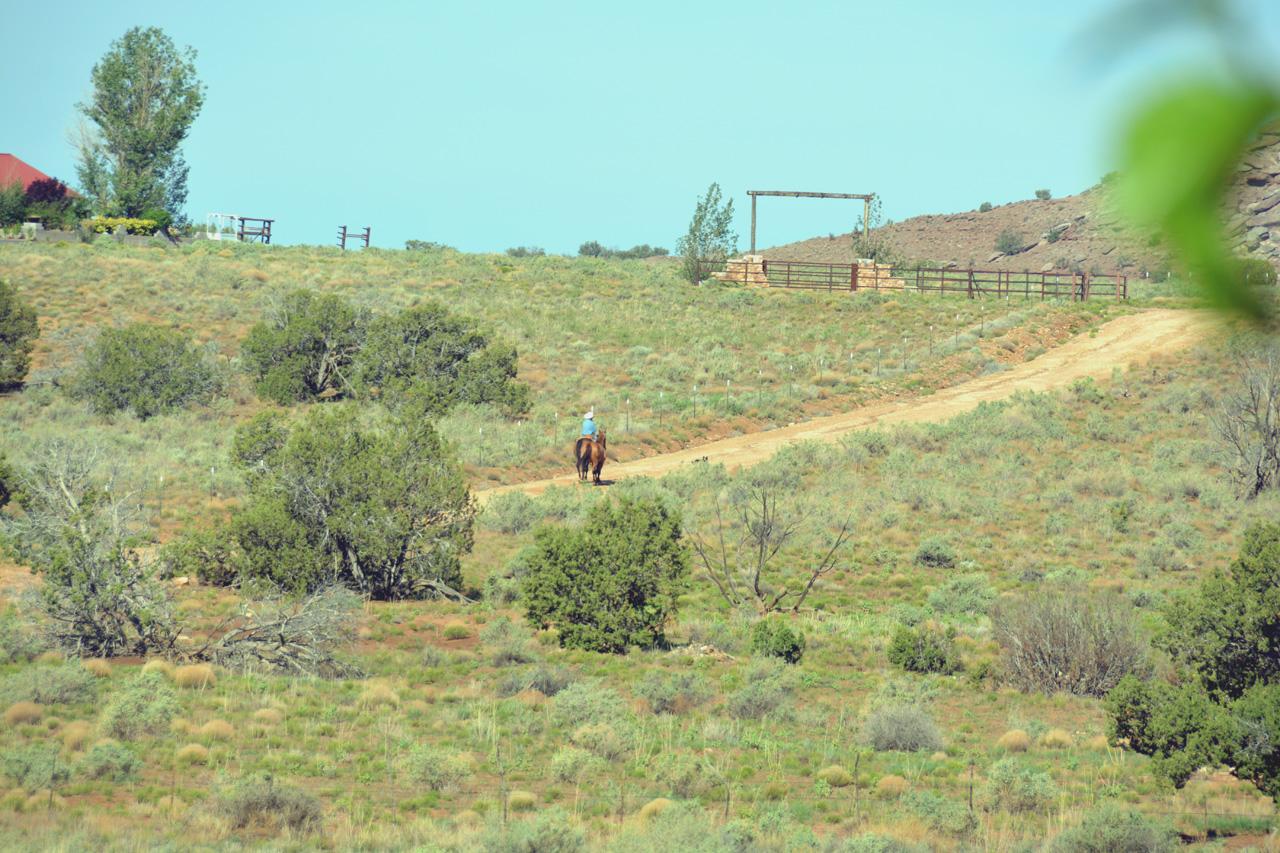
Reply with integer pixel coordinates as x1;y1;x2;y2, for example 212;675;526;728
1117;80;1280;321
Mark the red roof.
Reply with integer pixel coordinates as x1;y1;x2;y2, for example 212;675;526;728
0;154;79;196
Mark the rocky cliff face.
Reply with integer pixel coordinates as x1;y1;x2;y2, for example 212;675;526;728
1226;123;1280;262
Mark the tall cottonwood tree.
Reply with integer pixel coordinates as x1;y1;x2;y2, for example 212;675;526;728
73;27;206;218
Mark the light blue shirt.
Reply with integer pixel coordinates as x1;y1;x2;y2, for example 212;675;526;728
582;418;597;437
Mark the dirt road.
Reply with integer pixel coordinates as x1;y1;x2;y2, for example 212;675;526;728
478;309;1222;502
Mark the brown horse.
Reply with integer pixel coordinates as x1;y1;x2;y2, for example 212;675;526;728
574;430;607;485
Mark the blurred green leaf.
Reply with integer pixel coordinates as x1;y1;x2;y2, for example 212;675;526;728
1118;81;1280;320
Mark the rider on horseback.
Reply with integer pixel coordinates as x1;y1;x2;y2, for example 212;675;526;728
581;411;598;442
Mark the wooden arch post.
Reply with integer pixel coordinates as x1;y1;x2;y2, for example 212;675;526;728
748;191;875;253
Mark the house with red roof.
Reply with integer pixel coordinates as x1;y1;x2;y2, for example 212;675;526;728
0;154;79;197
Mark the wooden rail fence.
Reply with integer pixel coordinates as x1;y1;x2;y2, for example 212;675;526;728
700;258;1127;301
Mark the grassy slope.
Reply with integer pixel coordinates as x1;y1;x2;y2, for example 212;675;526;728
0;239;1272;851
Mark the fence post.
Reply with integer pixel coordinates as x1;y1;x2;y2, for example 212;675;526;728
851;263;859;291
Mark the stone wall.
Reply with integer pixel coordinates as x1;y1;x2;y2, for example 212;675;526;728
712;255;903;289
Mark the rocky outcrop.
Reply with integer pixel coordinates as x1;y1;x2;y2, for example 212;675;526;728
1225;121;1280;263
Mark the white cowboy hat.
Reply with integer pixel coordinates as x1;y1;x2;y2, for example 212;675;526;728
583;411;594;419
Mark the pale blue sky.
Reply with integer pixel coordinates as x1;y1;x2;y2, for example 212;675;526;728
4;1;1279;253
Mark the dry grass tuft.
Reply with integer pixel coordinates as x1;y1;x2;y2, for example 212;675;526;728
176;743;210;766
359;681;400;708
1042;729;1073;749
61;721;93;750
442;621;471;640
0;789;26;811
141;659;174;677
877;775;909;797
515;689;547;708
405;700;432;716
1085;734;1110;751
35;652;63;665
5;702;42;727
640;798;671;820
200;720;235;741
172;664;216;689
507;791;536;812
171;718;193;736
24;791;65;811
997;729;1031;752
817;766;854;788
81;658;113;678
253;708;283;727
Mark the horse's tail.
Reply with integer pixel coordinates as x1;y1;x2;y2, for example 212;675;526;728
574;437;588;475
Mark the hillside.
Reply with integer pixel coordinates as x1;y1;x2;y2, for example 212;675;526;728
759;186;1169;276
0;227;1277;850
764;129;1280;279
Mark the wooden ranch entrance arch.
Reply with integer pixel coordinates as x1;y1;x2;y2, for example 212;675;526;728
748;190;875;253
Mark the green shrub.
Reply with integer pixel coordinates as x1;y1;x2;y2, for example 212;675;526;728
496;663;578;698
886;625;960;675
927;572;996;616
553;681;626;725
994;229;1024;255
70;323;219;418
0;279;39;387
479;806;585;853
991;589;1150;697
863;704;943;752
98;671;177;740
979;201;993;213
241;289;368;403
1035;189;1052;200
85;216;159;235
229;405;475;600
901;789;976;835
354;301;530;417
0;605;46;662
982;757;1057;813
480;616;537;667
523;497;689;653
1044;801;1178;853
211;776;323;833
1234;255;1278;287
141;207;173;235
402;745;472;792
0;180;27;226
652;752;711;797
0;743;70;788
78;740;140;782
726;661;795;720
570;721;633;761
635;670;713;715
483;569;522;605
0;665;97;706
913;536;956;569
548;747;600;784
482;490;542;534
750;619;806;664
161;529;240;586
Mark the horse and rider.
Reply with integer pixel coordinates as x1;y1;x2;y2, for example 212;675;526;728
574;410;607;485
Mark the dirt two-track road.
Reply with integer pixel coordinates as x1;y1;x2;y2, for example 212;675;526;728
477;309;1224;503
